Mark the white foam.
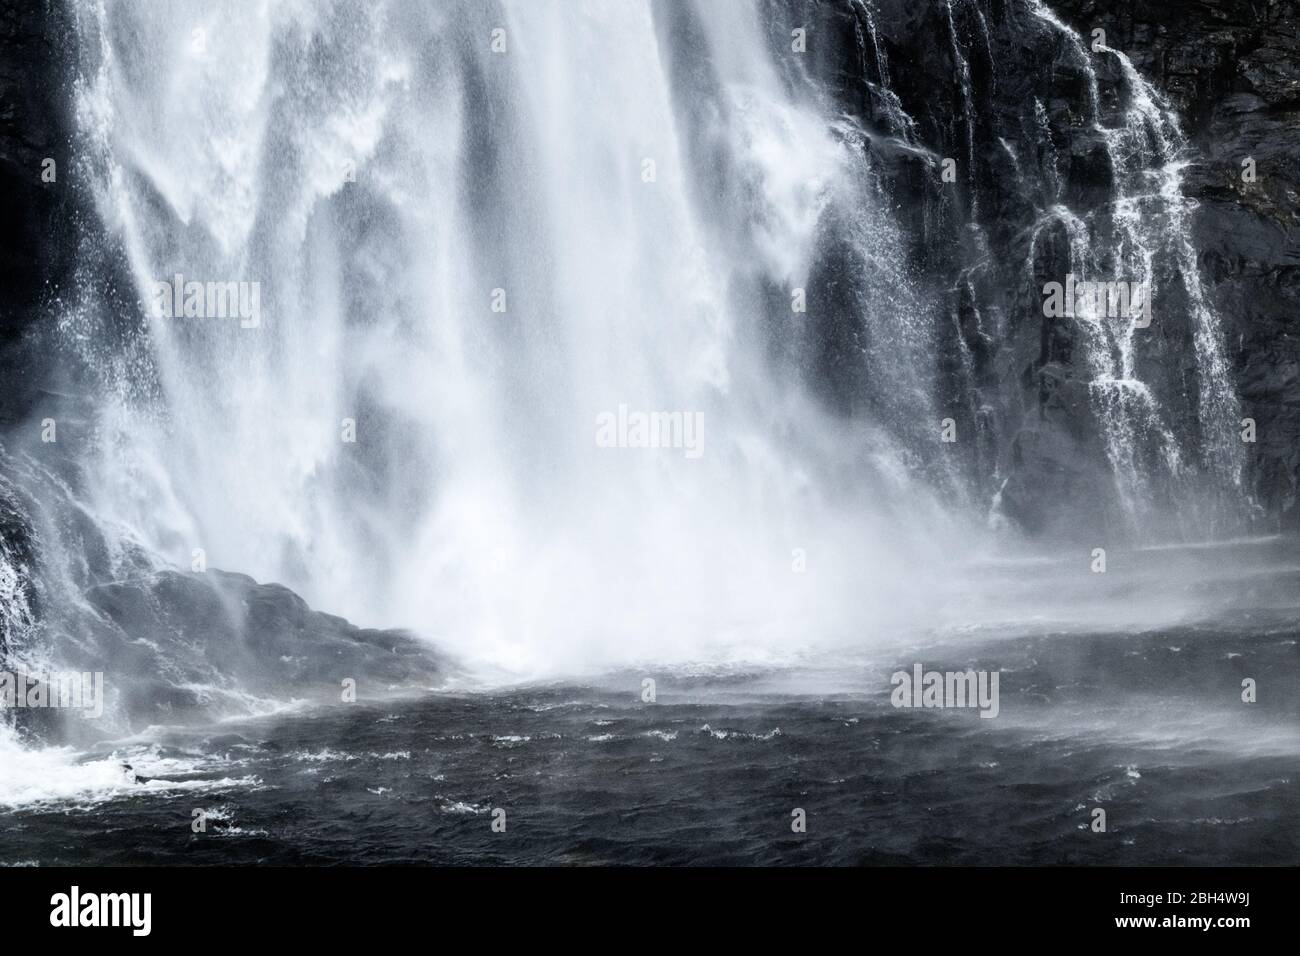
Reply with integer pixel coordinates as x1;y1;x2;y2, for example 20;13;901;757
0;727;259;811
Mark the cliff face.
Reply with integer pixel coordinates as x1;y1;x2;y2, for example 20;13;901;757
1099;0;1300;528
1030;0;1300;530
0;0;76;428
788;0;1300;536
1;0;70;660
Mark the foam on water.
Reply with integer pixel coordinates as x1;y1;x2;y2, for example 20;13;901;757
0;727;258;810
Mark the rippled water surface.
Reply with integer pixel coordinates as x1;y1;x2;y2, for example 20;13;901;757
3;612;1295;866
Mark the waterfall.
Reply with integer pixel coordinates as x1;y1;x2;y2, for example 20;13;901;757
1031;99;1061;201
1098;46;1242;492
944;0;978;215
849;0;920;146
59;0;972;677
0;0;1243;690
0;521;35;668
1024;1;1243;531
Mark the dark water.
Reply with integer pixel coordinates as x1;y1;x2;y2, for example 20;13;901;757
2;617;1295;865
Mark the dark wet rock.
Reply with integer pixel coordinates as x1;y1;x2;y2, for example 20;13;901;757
2;444;447;745
0;0;79;434
1;558;448;747
0;0;75;325
0;467;38;661
75;568;448;731
782;0;1300;537
999;418;1110;534
1027;0;1300;528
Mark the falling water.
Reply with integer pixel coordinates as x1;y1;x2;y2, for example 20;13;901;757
58;0;975;678
1099;45;1243;490
0;0;1245;689
944;0;979;215
850;0;920;146
1025;1;1243;529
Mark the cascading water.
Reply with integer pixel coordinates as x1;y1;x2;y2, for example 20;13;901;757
0;0;1250;712
1;0;1293;866
1025;0;1244;531
0;0;1242;685
10;0;1244;688
849;0;919;146
58;0;973;681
